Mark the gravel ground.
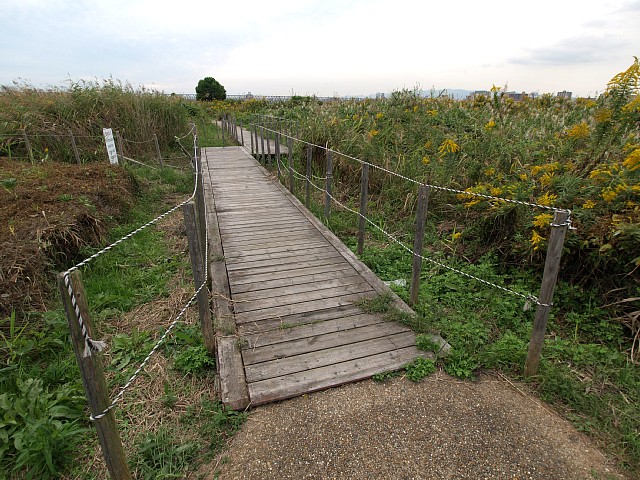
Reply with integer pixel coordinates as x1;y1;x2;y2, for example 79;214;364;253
208;371;623;480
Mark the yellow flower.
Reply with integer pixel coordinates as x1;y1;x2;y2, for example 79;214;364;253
533;213;553;228
424;141;432;149
536;192;558;206
539;173;554;186
622;148;640;171
376;112;384;119
464;199;481;208
531;230;544;251
368;129;379;138
438;138;460;156
484;167;495;176
490;187;503;196
582;200;596;209
589;168;612;181
594;108;612;123
601;187;617;202
422;156;430;165
566;122;590;139
531;165;543;176
452;232;462;240
413;105;418;112
484;119;496;130
427;109;437;116
519;173;528;181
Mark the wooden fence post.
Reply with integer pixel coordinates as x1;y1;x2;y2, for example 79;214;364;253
275;132;282;178
221;116;226;146
22;129;34;164
153;133;163;167
266;124;272;167
357;163;370;256
239;120;244;146
305;145;312;208
69;129;81;164
195;153;206;251
260;126;266;164
409;185;430;306
288;136;294;193
524;209;570;376
57;271;131;480
182;201;215;354
324;149;333;219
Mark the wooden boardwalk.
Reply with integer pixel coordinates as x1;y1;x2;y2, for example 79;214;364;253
202;146;431;409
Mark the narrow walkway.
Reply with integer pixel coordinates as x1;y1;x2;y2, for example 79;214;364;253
203;146;430;407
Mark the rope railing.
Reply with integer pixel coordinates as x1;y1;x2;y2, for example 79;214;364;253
256;124;572;219
239;112;572;381
57;127;210;478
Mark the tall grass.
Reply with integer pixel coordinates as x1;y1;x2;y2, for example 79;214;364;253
0;80;194;163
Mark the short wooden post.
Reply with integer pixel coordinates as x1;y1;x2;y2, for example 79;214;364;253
275;133;282;177
357;163;370;255
266;125;272;167
69;129;81;164
221;116;226;146
153;133;163;167
57;271;131;480
22;129;34;164
115;131;125;165
305;145;312;208
253;123;259;158
324;149;333;219
288;136;294;193
524;210;570;376
195;155;206;251
182;201;215;354
239;120;244;146
409;185;431;305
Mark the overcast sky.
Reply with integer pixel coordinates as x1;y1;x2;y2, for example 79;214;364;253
1;0;639;97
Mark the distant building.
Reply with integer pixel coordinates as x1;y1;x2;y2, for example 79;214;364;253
557;91;572;99
375;92;386;99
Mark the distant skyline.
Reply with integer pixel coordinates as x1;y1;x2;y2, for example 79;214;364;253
1;0;639;98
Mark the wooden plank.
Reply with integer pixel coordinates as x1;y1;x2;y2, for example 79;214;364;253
223;240;327;258
233;281;373;314
245;331;416;382
235;290;377;324
233;274;368;302
244;322;411;366
221;232;325;249
230;267;359;294
226;251;344;272
224;244;332;265
248;346;427;405
241;313;388;348
228;256;351;279
217;337;250;410
238;304;365;335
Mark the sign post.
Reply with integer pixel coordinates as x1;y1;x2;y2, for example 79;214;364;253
103;128;119;165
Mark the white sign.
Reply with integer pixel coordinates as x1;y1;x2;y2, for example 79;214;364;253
103;128;119;165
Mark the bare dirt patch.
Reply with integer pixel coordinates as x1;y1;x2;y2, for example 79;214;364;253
0;158;136;318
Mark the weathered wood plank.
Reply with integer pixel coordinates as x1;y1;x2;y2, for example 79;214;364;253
225;245;332;265
241;312;388;348
229;263;357;287
226;251;344;272
243;322;411;366
235;290;377;324
245;331;416;382
248;346;428;406
217;337;250;410
223;240;327;258
238;304;365;335
233;281;373;314
233;273;365;301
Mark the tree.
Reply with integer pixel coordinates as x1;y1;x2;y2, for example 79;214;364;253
195;77;226;101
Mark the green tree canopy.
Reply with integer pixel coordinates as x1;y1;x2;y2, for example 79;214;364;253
195;77;226;101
